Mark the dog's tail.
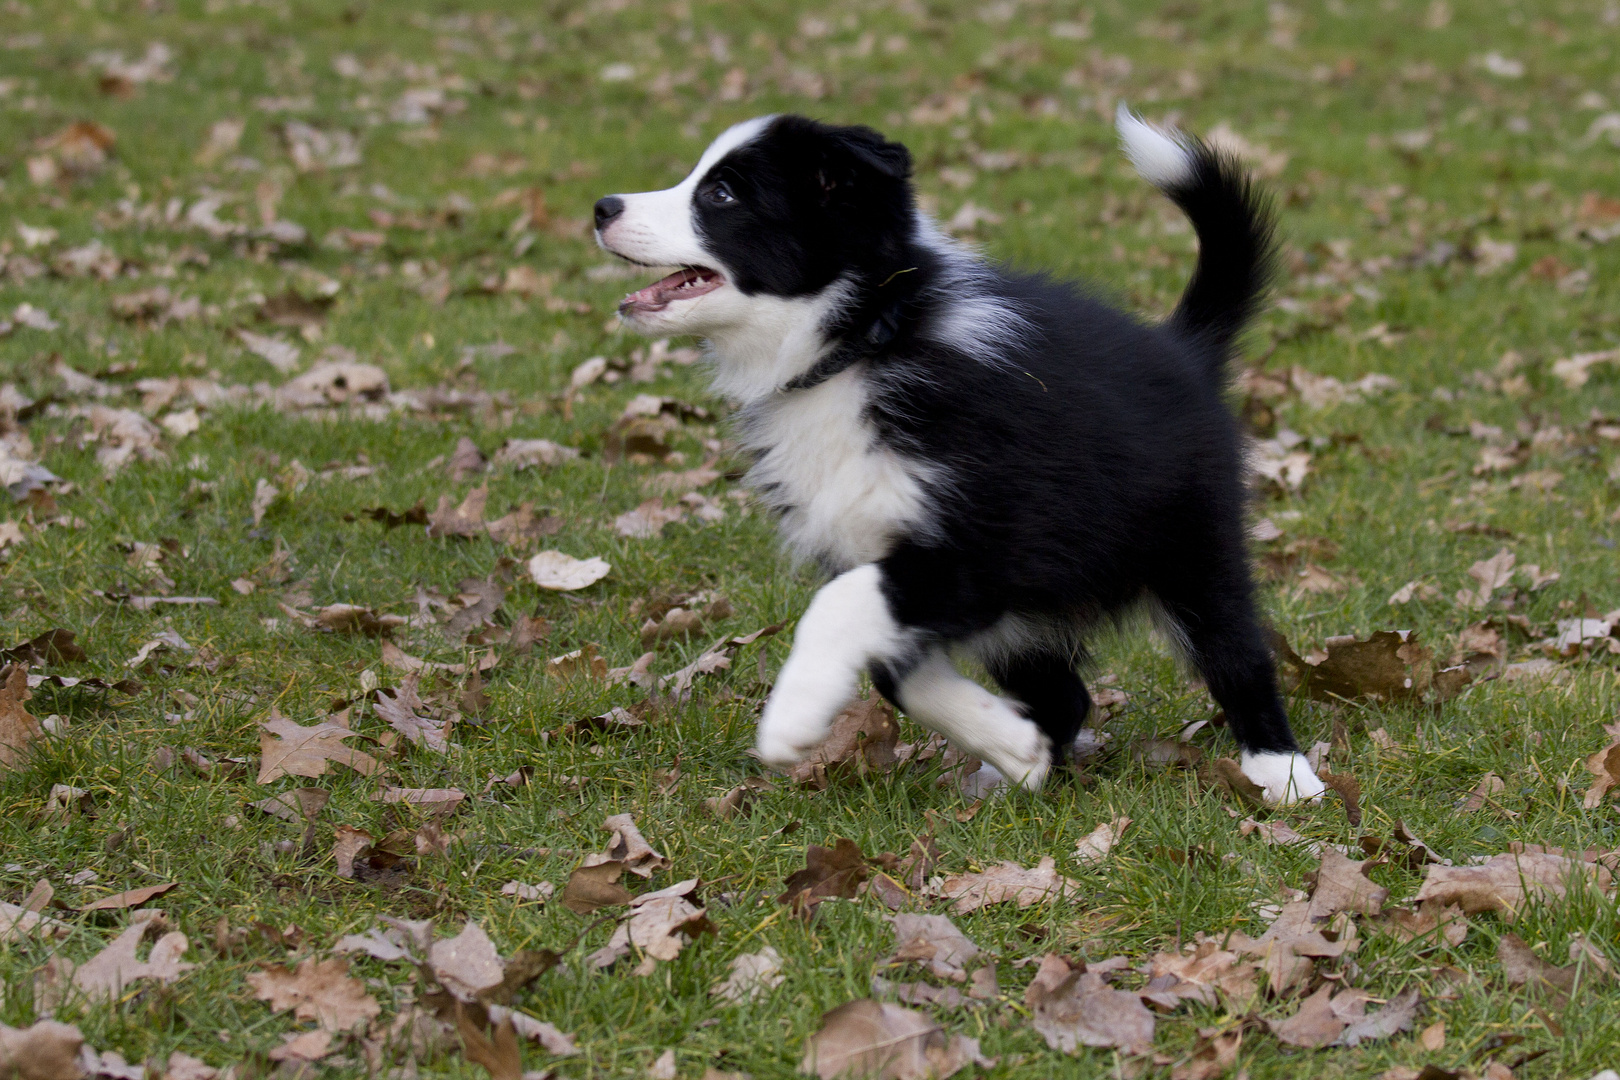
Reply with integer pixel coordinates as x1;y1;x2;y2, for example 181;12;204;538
1115;104;1275;372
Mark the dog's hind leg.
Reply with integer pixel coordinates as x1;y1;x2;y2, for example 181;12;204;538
888;650;1052;790
755;564;911;768
986;651;1091;765
1154;564;1325;806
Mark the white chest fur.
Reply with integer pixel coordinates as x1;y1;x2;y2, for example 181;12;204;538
736;370;935;572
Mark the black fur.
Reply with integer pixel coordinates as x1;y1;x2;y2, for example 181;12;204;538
694;115;1301;766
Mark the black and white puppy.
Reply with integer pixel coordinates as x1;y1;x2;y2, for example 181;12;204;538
593;109;1325;805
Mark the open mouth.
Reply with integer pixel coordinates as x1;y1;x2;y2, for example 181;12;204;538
620;266;724;314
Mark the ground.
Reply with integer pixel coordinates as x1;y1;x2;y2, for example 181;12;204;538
2;1;1619;1078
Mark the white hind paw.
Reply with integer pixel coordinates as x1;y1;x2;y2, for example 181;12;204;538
1240;751;1326;806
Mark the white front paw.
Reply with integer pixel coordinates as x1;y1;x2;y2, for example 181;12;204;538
754;695;825;768
754;723;811;768
1240;751;1326;806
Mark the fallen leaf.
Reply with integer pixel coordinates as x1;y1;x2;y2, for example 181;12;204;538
1375;899;1470;948
1142;941;1261;1010
939;857;1079;914
454;1008;522;1080
711;946;784;1004
246;957;381;1032
801;999;992;1079
1419;1021;1446;1052
1171;1027;1242;1080
52;915;195;1004
78;882;178;912
238;329;302;373
1268;983;1369;1048
1415;850;1612;919
615;498;687;538
427;484;489;539
374;676;453;753
1073;816;1131;864
779;837;871;916
1459;772;1511;814
590;879;713;969
883;914;982;982
528;551;611;591
1198;757;1267;809
1498;933;1577;1007
1582;723;1620;809
0;1019;84;1080
704;777;774;820
375;786;466;809
0;665;43;773
431;921;506;1002
785;694;901;789
1337;987;1421;1046
1308;848;1390;919
648;1049;677;1080
500;881;553;903
593;813;669;877
447;437;488;482
560;861;633;915
333;824;375;878
258;711;380;783
1026;955;1156;1055
268;1030;332;1064
1275;630;1431;703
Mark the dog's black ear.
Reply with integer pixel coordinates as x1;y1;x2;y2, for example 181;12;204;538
814;124;912;199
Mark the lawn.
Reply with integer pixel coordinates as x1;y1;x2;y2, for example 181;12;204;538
2;0;1619;1078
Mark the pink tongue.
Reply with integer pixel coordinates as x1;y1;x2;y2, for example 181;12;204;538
627;269;693;306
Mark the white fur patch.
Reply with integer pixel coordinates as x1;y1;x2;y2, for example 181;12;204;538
736;365;938;572
911;213;1032;363
756;564;905;766
1116;103;1194;190
897;651;1050;790
1240;750;1326;806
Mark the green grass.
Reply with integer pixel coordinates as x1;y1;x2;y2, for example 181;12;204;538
3;0;1619;1077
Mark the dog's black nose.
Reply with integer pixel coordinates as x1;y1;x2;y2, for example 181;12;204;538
593;196;625;229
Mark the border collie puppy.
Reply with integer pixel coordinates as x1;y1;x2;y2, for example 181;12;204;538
593;109;1325;805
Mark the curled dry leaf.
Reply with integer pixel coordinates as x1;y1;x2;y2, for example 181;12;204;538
0;1019;85;1080
1141;941;1261;1010
246;957;381;1032
1198;757;1266;809
257;710;380;783
546;643;608;681
712;946;785;1005
704;776;774;820
940;857;1079;914
561;861;632;915
594;813;669;878
1170;1027;1242;1080
529;550;611;591
800;999;994;1080
785;694;900;789
1375;899;1470;948
1073;816;1131;864
78;881;178;913
1414;850;1613;919
1025;954;1156;1056
1268;984;1369;1048
590;878;712;970
883;914;982;983
374;676;454;754
500;881;553;903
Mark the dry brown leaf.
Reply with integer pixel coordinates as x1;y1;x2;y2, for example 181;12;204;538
0;1019;85;1080
374;676;453;754
45;915;194;1005
1337;987;1421;1046
779;837;871;916
427;484;489;539
1275;630;1431;703
1582;723;1620;809
1142;941;1261;1010
590;879;712;970
454;1009;523;1080
1415;850;1612;919
333;824;375;878
1198;757;1266;809
0;665;44;773
704;777;774;820
78;881;178;913
1375;899;1470;948
1498;933;1576;1002
883;913;982;982
1073;816;1131;864
257;710;380;783
1268;983;1363;1048
711;946;784;1005
1170;1027;1242;1080
939;857;1079;914
431;921;506;1002
545;643;608;681
268;1030;333;1064
376;786;466;809
1459;772;1510;814
1026;955;1156;1055
1308;848;1390;919
561;861;633;915
591;813;669;877
800;999;993;1080
246;957;381;1032
785;694;901;789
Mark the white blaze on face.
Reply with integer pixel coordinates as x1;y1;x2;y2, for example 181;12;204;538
594;115;773;273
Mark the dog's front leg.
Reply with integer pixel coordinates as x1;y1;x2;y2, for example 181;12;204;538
755;564;905;767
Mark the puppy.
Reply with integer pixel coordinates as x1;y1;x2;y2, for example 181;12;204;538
594;109;1325;805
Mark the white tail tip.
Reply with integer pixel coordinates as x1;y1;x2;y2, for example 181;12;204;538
1116;102;1195;190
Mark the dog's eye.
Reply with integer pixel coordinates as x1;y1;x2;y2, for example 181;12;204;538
708;181;736;204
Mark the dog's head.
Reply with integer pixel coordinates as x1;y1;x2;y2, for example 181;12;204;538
595;115;915;336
